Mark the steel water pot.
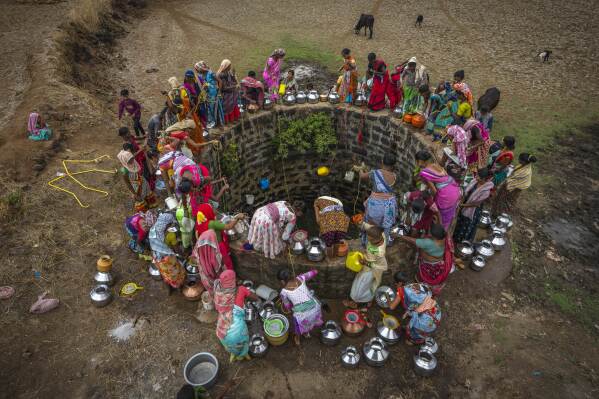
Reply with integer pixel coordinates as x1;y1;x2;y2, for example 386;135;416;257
263;98;273;110
320;320;343;346
341;346;361;368
390;223;409;239
413;349;438;376
328;91;340;104
376;313;401;345
93;271;115;287
363;337;390;367
307;90;319;104
393;106;403;118
306;237;326;262
249;334;269;358
420;337;439;355
296;91;307;104
90;284;113;308
491;220;508;235
478;210;493;228
148;264;162;281
259;301;276;321
498;213;513;229
476;240;495;258
354;91;367;106
457;241;475;260
283;93;296;105
291;240;306;256
490;231;507;251
470;255;486;272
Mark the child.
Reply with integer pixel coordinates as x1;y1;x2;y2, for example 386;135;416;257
475;105;494;132
281;70;298;94
118;89;145;137
345;225;388;315
278;268;323;346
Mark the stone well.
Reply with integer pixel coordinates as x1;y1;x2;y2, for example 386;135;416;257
206;103;434;298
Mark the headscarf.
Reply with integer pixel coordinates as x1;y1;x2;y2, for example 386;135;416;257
453;82;473;105
117;150;140;173
194;61;209;72
446;125;469;167
168;77;180;90
192;229;223;289
271;48;286;57
217;59;232;75
219;270;236;289
195;202;216;236
408;56;417;65
184;69;195;78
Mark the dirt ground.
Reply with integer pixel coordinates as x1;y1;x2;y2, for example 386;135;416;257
1;0;598;398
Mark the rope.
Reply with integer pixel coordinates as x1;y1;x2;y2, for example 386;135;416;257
47;155;116;208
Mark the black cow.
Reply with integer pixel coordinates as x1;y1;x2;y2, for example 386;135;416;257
355;14;374;39
477;87;501;112
415;15;424;27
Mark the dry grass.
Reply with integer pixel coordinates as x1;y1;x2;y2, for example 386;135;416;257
68;0;111;32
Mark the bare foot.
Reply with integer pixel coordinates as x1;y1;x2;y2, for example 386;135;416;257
293;335;301;346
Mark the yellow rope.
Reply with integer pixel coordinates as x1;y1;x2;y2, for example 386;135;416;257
47;155;116;208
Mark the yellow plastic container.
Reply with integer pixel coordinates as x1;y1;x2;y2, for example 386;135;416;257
346;251;364;273
278;83;286;96
317;166;330;177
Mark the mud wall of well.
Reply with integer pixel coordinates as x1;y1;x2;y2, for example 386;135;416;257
205;104;430;297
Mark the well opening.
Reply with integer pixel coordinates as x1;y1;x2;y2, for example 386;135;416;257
206;104;430;297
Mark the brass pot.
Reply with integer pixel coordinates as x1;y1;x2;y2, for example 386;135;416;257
96;255;113;272
182;281;204;301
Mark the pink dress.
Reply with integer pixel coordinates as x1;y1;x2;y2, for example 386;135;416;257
247;201;296;259
262;56;282;100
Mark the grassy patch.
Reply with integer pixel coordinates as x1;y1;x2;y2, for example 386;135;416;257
238;34;340;75
545;280;599;333
491;318;509;344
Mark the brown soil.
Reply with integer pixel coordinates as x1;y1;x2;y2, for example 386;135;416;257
1;1;598;398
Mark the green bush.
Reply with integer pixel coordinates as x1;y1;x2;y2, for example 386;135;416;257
221;143;240;178
273;113;337;160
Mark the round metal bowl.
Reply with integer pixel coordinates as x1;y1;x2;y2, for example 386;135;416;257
374;286;396;308
90;285;113;308
183;352;219;388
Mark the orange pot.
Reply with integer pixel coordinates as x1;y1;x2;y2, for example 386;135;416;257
96;255;113;272
335;241;349;257
403;113;413;124
412;114;426;129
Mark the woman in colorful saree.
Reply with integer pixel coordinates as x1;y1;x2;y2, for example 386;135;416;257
314;196;350;247
118;146;157;212
388;273;442;344
149;212;187;289
214;270;259;362
337;48;359;103
125;210;156;254
453;168;494;242
367;59;395;111
217;59;240;124
464;119;491;171
278;268;324;346
194;61;224;128
452;70;473;106
195;203;245;270
27;112;52;141
445;124;470;169
415;84;444;133
492;153;536;215
247;201;297;259
355;152;398;245
399;224;453;294
157;148;196;195
416;150;461;231
401;57;429;114
192;229;230;296
262;48;286;101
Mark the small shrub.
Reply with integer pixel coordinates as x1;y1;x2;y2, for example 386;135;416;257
273;113;337;160
221;143;240;178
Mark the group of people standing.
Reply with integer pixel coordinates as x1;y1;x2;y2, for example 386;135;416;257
113;47;537;365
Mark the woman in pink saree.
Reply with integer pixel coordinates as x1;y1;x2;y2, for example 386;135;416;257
416;150;461;231
262;48;285;101
464;119;491;171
